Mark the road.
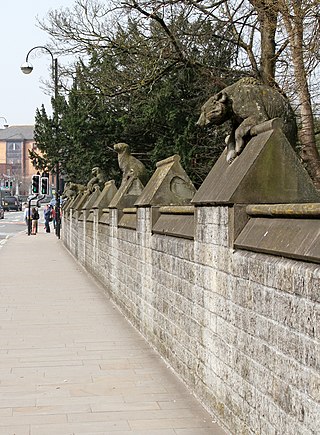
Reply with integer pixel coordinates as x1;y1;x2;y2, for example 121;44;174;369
0;211;26;246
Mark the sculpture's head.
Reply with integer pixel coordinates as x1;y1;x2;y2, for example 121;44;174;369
114;142;129;154
91;166;100;175
196;91;231;127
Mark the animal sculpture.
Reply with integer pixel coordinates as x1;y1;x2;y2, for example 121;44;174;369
114;143;149;186
197;77;297;162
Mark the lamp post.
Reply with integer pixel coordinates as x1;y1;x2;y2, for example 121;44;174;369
21;46;61;239
0;117;9;190
0;116;9;128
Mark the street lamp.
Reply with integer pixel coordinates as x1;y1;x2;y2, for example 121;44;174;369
20;46;61;239
0;116;9;128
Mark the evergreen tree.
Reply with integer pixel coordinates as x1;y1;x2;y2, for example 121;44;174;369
34;11;237;188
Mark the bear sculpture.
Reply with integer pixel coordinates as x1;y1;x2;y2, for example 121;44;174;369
197;78;297;163
62;182;86;199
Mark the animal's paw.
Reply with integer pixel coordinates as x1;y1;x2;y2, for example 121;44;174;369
235;138;245;154
226;149;237;164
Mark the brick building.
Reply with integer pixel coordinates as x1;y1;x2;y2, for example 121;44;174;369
0;125;38;195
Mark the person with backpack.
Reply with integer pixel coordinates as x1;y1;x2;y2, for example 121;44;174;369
31;207;39;235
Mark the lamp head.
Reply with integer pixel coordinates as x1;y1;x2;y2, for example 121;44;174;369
0;117;8;128
20;62;33;74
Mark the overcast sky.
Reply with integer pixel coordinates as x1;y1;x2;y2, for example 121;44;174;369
1;0;76;127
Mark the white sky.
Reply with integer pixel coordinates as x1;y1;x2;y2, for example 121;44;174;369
1;0;76;127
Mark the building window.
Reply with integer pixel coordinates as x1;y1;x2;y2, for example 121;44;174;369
6;141;22;166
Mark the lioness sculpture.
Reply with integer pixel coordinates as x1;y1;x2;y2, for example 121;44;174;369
197;78;297;163
114;142;149;186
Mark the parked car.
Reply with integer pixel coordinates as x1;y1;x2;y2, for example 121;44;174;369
18;195;29;204
2;196;21;212
0;204;4;219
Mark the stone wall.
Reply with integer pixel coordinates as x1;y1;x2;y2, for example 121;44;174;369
61;131;320;434
61;203;320;435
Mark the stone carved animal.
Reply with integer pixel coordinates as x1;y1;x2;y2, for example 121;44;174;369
114;143;149;186
196;78;297;163
86;167;106;193
62;182;86;199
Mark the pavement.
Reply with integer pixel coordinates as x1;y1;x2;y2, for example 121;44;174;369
0;229;226;435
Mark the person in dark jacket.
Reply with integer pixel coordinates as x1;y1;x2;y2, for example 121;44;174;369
44;205;51;233
31;207;39;235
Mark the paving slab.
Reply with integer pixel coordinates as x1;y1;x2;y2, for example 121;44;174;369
0;231;226;434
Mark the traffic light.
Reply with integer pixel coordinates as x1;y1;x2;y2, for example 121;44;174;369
31;175;40;194
5;181;9;188
41;177;49;195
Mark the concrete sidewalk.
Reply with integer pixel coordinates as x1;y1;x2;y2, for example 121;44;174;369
0;230;226;435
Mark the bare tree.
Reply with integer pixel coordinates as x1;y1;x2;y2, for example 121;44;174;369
188;0;320;188
277;0;320;188
39;0;320;187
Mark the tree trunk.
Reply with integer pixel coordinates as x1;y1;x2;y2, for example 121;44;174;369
281;1;320;189
250;0;278;86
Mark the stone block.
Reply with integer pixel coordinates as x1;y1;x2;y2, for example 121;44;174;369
82;188;101;212
192;123;320;205
74;190;91;211
235;216;320;264
92;180;117;209
109;175;144;210
152;206;195;240
135;154;196;207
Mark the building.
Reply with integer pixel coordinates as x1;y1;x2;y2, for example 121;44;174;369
0;125;37;195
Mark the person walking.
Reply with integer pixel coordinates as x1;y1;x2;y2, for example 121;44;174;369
51;206;56;230
44;205;51;233
31;207;39;235
23;203;31;234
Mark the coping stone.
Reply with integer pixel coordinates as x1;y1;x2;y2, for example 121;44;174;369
135;154;196;207
92;180;118;209
192;122;320;205
108;175;144;210
235;217;320;264
83;188;101;210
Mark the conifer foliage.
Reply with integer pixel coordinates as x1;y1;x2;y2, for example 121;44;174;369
33;4;237;188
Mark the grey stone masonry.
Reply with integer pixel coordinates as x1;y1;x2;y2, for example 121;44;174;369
62;202;320;435
62;131;319;435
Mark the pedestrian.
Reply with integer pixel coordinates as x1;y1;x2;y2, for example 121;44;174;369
51;206;56;229
23;203;31;234
44;204;51;233
31;207;39;235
